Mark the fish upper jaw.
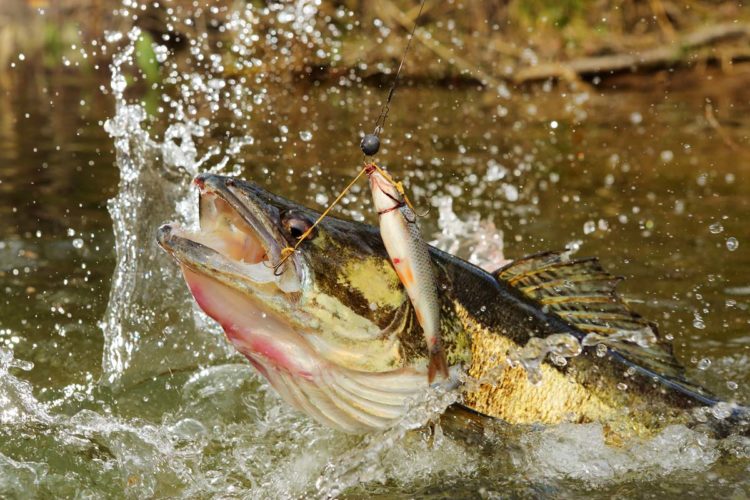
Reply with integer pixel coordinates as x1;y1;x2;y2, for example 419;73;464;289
195;173;308;287
157;173;309;297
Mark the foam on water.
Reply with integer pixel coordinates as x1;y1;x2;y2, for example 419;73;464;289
520;423;720;483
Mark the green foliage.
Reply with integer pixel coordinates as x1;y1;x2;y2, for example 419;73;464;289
135;31;160;83
511;0;585;28
42;22;63;68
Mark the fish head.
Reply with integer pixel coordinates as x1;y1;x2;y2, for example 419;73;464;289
366;166;404;214
157;173;431;432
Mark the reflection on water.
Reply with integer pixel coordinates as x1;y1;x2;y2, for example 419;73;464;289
1;19;750;500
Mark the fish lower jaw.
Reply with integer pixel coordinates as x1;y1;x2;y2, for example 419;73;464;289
182;265;439;433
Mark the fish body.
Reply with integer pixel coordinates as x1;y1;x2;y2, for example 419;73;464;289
157;174;747;435
367;166;448;383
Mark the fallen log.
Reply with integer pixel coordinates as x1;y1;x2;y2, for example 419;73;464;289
515;23;750;83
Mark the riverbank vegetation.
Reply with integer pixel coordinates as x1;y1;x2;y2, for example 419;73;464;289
1;0;750;88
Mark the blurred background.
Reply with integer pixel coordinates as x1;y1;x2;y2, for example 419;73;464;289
2;0;750;84
1;0;749;497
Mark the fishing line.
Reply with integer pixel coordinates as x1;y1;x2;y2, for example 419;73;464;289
273;0;428;274
272;167;367;275
370;0;428;140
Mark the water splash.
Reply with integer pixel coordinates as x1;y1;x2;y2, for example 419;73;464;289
315;383;463;498
581;326;658;350
430;195;508;271
100;27;230;387
520;423;720;483
0;349;50;426
508;334;583;385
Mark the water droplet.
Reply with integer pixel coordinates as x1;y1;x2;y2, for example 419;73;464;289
674;199;685;215
692;313;706;330
697;358;711;370
709;222;724;234
502;184;518;202
726;237;739;251
314;193;328;205
104;31;123;43
617;382;628;391
72;238;84;249
660;150;674;162
550;353;567;367
111;74;127;93
154;45;169;63
596;344;607;357
299;130;313;142
727;381;738;391
583;221;596;235
629;112;643;124
710;402;732;420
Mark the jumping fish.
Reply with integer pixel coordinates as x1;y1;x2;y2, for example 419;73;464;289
157;174;749;435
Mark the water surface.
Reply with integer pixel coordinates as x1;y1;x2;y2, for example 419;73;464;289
1;40;750;498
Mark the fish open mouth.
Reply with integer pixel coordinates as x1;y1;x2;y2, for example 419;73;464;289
157;173;302;293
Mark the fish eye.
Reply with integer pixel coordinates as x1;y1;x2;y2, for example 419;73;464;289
282;213;315;240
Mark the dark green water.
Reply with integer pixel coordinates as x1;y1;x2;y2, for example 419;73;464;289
1;64;750;497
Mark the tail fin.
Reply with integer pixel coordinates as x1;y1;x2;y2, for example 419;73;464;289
427;346;450;384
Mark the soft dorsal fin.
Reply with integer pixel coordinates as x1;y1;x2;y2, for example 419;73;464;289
494;251;722;403
496;250;656;340
495;251;695;383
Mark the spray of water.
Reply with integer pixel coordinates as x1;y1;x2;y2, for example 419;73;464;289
101;27;230;387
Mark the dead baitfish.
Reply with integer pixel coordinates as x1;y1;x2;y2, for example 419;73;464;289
157;174;749;435
366;164;448;384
